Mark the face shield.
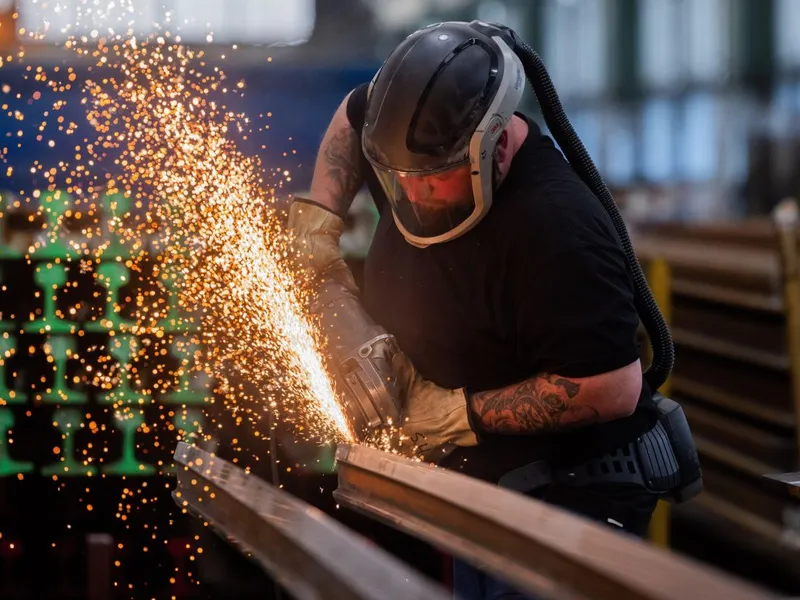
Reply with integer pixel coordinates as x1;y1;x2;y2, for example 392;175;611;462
371;160;476;239
363;26;525;248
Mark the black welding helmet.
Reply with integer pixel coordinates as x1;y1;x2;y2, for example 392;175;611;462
363;21;525;248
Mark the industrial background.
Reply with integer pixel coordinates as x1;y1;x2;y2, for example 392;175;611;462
1;0;799;598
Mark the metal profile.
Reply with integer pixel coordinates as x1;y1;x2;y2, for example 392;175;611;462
763;471;800;502
172;442;449;600
334;444;779;600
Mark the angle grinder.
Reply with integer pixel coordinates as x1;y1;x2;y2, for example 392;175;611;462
309;277;402;439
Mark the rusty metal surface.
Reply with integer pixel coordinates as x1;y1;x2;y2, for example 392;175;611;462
172;442;449;600
334;444;781;600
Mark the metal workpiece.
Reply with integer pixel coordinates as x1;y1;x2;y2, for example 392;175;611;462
171;442;449;600
333;444;780;600
763;471;800;502
309;277;403;437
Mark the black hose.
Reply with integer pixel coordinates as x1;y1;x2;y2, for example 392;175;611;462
512;39;674;391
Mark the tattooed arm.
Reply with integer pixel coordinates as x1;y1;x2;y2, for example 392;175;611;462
307;90;366;215
468;359;642;434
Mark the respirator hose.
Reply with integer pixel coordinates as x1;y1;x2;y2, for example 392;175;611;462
513;40;674;391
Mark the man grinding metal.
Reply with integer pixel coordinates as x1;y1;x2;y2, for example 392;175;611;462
287;21;701;600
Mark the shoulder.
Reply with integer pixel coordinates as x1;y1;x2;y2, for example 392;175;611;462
345;82;371;133
497;121;623;260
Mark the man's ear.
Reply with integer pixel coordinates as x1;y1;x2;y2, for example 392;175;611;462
494;130;510;163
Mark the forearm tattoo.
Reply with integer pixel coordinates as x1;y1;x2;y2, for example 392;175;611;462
470;374;600;434
322;127;363;213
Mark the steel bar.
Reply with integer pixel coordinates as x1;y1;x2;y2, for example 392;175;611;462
172;442;449;600
333;444;781;600
763;472;800;502
634;235;780;288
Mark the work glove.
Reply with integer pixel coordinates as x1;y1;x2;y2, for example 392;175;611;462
309;277;403;438
392;351;479;462
287;198;358;294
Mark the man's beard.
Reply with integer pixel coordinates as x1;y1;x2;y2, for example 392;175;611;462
408;198;474;235
401;157;501;236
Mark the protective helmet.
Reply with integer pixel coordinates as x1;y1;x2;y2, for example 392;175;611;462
363;21;525;247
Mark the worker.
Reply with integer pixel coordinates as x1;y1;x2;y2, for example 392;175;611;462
288;21;686;600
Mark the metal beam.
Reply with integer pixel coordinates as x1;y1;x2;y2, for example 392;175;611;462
333;444;780;600
172;442;449;600
763;472;800;502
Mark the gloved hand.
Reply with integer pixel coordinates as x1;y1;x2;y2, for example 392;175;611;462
392;351;479;462
309;277;403;437
287;198;358;294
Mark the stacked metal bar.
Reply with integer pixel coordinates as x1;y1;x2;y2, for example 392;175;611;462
634;213;800;587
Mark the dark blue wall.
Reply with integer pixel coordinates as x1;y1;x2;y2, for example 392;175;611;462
0;62;380;194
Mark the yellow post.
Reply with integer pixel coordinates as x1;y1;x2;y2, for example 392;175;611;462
773;199;800;468
646;257;672;549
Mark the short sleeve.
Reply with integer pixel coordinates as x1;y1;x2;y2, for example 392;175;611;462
345;82;370;135
345;81;390;215
510;205;641;379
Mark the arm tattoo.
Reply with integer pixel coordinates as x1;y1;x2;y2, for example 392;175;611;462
469;373;600;434
322;127;363;212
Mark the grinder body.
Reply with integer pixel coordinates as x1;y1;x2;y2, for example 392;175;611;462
310;278;402;439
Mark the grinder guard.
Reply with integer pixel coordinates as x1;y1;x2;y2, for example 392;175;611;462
310;278;402;438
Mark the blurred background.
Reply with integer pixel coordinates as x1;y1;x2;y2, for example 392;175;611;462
1;0;800;598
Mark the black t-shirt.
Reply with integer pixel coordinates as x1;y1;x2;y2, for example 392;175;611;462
346;83;654;483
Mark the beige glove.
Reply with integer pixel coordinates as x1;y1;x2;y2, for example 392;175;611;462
287;199;358;294
392;351;479;462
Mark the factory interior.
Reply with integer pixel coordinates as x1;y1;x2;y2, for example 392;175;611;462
0;0;799;598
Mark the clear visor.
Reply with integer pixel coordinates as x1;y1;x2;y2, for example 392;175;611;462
372;161;477;239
